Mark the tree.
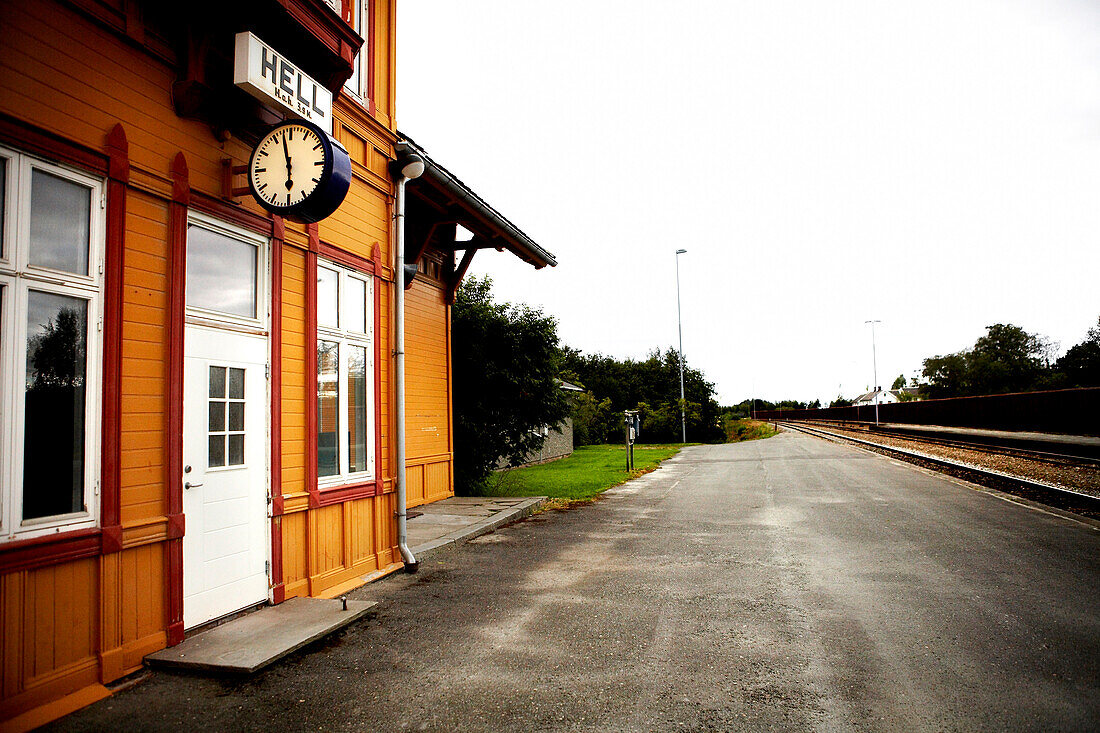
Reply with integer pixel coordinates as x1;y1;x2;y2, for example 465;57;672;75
891;374;906;390
921;352;970;398
29;306;86;388
921;323;1051;398
1056;317;1100;388
967;323;1046;394
560;347;724;444
451;277;570;490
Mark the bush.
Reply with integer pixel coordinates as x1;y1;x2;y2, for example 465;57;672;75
452;277;570;490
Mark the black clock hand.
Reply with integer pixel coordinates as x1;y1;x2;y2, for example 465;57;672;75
282;133;293;190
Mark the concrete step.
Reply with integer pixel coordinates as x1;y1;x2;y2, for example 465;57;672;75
145;597;376;674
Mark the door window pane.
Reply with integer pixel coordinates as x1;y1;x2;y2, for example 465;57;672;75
208;365;245;468
23;291;87;520
208;401;225;432
186;225;257;318
228;368;245;399
228;402;244;431
348;345;367;473
209;366;226;398
317;340;340;477
228;434;245;466
29;170;90;275
318;266;338;328
344;276;367;334
208;435;225;467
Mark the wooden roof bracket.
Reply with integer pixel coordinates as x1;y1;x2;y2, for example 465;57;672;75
411;220;458;265
447;248;477;305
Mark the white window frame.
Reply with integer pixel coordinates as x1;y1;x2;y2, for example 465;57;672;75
184;210;268;334
0;145;105;542
341;0;371;104
317;260;375;487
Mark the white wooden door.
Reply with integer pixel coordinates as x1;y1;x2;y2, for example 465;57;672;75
182;324;269;629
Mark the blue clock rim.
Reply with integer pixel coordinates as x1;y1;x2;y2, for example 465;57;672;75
247;119;350;223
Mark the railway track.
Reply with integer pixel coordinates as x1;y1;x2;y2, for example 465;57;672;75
779;420;1100;516
797;419;1100;465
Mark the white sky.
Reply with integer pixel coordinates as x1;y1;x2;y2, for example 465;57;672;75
397;0;1100;405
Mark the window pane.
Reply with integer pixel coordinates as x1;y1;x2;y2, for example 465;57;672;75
342;2;363;96
186;225;257;317
208;401;225;432
318;266;338;328
228;367;245;399
317;340;340;477
208;435;225;468
209;366;226;398
344;276;367;333
228;434;245;466
228;401;244;431
347;345;368;473
23;291;87;520
29;170;90;275
0;157;6;257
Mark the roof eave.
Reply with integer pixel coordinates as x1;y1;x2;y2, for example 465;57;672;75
396;135;557;269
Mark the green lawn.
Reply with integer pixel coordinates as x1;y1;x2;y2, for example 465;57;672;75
475;444;682;503
724;418;779;442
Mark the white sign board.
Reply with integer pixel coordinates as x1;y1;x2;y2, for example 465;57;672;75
233;32;333;134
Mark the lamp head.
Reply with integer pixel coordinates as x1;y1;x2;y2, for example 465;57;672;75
399;154;425;180
676;248;687;254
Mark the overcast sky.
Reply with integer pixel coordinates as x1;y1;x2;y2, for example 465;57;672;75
397;0;1100;405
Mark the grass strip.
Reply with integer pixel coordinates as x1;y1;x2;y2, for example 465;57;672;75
725;418;779;442
471;443;682;505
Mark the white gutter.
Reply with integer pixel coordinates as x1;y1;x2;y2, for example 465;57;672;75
392;153;425;572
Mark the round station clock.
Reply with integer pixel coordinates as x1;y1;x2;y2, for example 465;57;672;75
248;120;351;223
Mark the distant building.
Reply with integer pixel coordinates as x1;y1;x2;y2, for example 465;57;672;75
852;387;920;406
497;381;584;469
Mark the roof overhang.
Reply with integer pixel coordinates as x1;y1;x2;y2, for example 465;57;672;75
396;135;556;269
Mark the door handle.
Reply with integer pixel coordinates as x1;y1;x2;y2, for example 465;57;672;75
184;481;204;490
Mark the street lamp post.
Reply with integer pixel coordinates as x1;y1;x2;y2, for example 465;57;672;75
865;319;882;426
675;248;687;443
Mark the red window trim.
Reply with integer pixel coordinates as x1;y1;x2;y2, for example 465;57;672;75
0;529;103;575
100;124;128;554
308;238;386;508
270;215;286;603
165;152;189;647
366;0;376;116
0;117;125;568
318;240;377;275
189;192;272;236
0;113;107;177
315;479;377;507
338;0;376;116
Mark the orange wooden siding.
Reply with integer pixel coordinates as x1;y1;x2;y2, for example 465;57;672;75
0;559;99;721
119;191;170;525
0;0;457;722
404;277;454;507
281;245;309;502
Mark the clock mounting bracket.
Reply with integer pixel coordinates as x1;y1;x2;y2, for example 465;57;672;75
221;159;252;202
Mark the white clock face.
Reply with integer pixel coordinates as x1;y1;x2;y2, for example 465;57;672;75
250;123;328;210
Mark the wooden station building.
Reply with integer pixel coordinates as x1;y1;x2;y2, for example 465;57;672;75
0;0;554;726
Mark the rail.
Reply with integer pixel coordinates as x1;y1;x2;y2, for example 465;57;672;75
782;419;1100;466
779;421;1100;513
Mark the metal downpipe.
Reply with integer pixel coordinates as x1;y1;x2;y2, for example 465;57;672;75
393;161;422;572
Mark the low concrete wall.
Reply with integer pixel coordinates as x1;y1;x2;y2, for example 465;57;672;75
496;418;574;470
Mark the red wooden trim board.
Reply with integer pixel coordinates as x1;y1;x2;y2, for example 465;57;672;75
269;216;286;604
165;152;189;646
